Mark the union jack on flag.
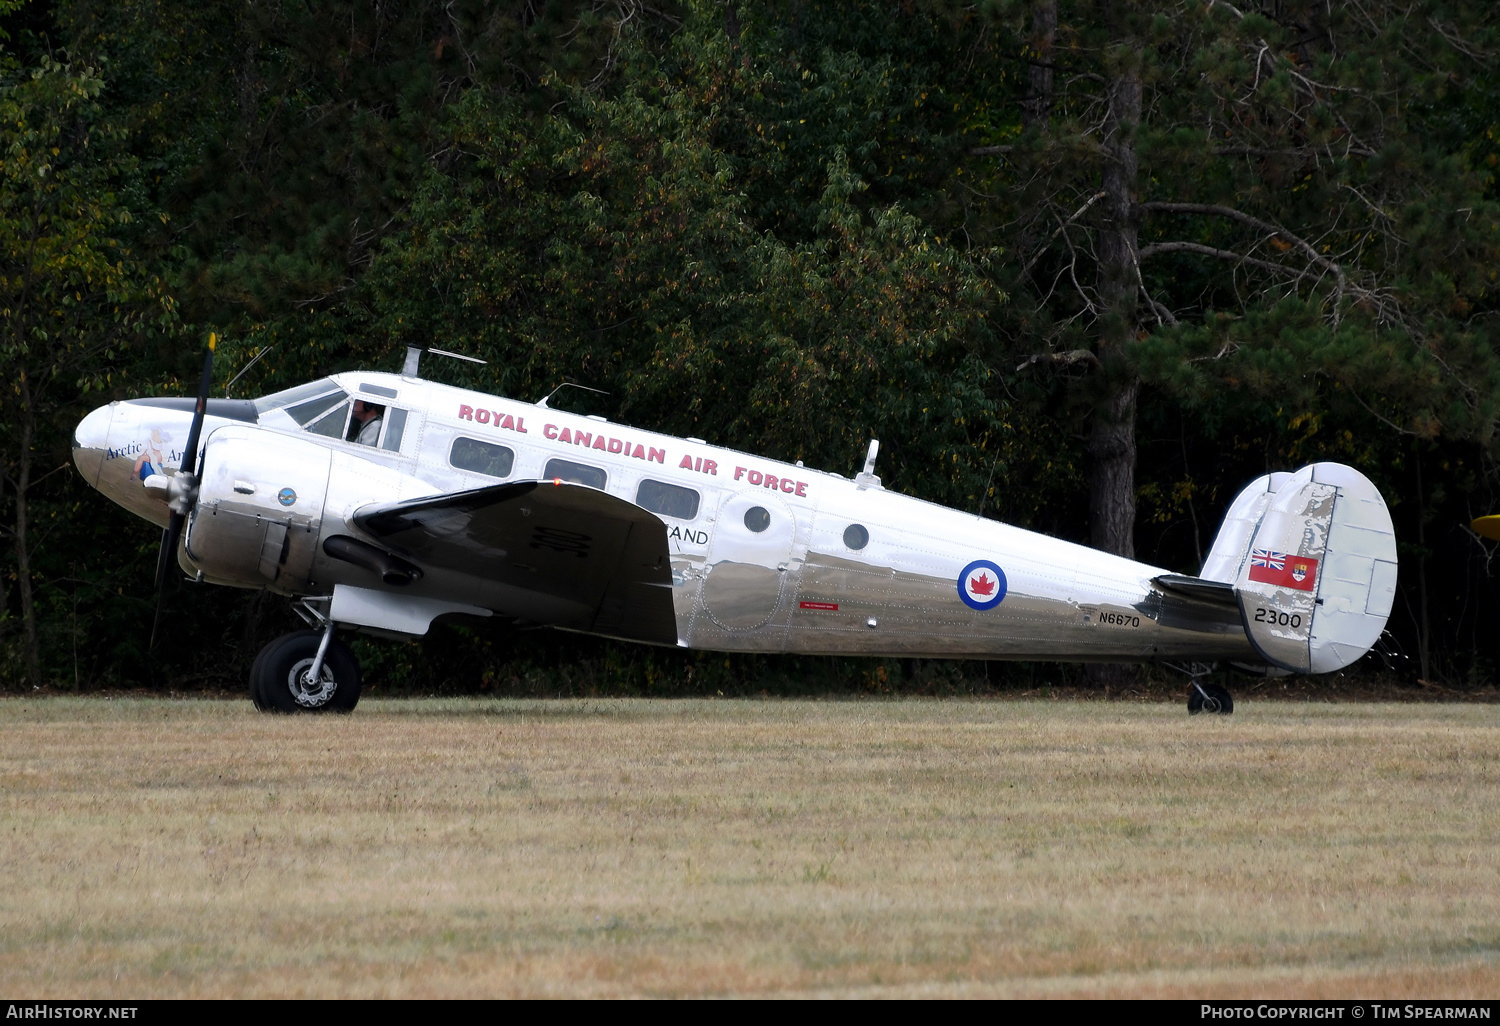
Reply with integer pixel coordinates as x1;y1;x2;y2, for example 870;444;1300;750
1250;549;1286;571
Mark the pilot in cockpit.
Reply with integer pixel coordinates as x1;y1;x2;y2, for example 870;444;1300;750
350;400;384;446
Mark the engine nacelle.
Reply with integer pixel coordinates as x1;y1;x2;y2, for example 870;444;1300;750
184;427;333;591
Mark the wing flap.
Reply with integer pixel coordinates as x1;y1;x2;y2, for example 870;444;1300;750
353;481;677;644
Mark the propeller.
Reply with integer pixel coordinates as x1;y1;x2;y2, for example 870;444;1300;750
150;333;216;650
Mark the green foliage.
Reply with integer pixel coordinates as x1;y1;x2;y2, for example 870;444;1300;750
5;0;1500;691
0;51;180;685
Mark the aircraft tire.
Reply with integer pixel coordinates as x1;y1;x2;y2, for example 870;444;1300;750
1187;682;1233;715
258;630;362;714
249;641;273;712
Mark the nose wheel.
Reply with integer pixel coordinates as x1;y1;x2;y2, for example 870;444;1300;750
1187;679;1233;715
250;628;361;713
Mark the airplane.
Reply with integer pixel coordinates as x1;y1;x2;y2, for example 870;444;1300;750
70;340;1399;715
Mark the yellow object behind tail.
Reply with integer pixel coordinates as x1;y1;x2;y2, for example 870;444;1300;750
1472;516;1500;541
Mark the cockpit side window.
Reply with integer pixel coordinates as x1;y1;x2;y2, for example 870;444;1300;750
304;401;351;438
285;390;349;427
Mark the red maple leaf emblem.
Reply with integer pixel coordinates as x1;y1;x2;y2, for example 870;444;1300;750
969;572;996;597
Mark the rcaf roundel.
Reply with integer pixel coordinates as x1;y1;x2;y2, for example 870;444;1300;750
958;559;1008;611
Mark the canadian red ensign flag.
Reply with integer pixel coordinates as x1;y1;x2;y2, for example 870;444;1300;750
1247;549;1318;592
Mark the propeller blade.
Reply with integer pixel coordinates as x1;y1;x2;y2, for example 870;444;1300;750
150;514;185;651
179;334;217;477
149;335;216;652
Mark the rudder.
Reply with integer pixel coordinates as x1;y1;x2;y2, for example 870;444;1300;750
1230;463;1397;673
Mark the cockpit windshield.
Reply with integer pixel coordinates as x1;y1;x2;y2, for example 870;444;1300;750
253;379;346;417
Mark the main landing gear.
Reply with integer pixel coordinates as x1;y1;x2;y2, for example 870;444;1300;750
250;598;361;713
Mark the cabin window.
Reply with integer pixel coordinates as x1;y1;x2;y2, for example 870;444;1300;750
382;408;409;452
636;479;700;520
450;436;515;478
843;524;869;550
304;401;351;438
543;458;607;490
744;506;771;533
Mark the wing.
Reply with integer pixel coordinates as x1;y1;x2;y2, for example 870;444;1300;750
353;480;677;644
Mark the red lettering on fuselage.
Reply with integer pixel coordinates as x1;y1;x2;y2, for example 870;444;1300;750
734;464;805;496
458;404;530;434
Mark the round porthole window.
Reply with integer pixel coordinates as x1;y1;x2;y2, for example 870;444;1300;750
843;524;869;550
744;506;771;533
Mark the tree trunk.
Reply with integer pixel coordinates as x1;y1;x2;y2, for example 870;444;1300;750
1088;40;1142;692
1415;453;1431;681
12;385;39;688
1022;1;1057;130
1089;47;1142;560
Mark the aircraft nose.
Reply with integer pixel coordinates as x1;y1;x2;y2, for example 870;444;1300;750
75;404;112;451
72;404;114;487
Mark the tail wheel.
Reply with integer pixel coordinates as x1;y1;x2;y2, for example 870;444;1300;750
1187;681;1234;715
254;629;361;713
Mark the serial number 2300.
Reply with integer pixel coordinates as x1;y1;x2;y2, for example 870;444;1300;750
1254;607;1303;628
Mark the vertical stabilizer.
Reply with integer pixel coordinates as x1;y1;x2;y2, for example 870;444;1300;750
1233;463;1397;673
1200;471;1293;583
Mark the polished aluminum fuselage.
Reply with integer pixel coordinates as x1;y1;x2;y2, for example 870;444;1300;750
73;371;1255;662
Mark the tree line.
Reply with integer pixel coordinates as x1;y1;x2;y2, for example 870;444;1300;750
3;0;1499;693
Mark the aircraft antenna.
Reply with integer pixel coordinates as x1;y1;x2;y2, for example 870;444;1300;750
223;342;277;397
536;381;610;409
855;439;882;491
402;345;488;379
976;448;1002;519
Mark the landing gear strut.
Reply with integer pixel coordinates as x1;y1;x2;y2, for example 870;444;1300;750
1187;679;1233;715
250;598;362;713
1164;662;1235;715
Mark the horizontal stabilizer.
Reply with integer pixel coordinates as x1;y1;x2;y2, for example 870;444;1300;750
1152;574;1238;608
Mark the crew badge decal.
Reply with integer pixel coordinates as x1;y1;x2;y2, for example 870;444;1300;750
958;559;1008;611
278;487;297;507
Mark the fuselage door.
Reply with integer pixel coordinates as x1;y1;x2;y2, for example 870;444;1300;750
701;489;796;630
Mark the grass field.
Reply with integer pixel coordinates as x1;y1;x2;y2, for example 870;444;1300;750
1;697;1498;998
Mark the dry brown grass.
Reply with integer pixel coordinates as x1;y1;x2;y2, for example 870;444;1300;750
1;696;1498;998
